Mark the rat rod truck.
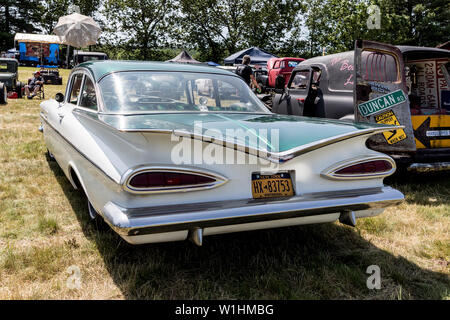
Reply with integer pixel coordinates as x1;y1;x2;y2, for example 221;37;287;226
256;57;304;93
0;58;24;104
271;40;450;172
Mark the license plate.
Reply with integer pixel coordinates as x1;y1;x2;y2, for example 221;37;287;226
251;172;294;199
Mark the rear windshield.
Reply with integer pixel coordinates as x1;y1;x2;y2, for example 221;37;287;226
98;71;270;114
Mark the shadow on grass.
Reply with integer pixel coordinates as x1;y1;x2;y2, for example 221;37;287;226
385;171;450;207
47;158;450;300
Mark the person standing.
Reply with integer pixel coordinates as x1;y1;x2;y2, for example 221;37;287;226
236;55;261;93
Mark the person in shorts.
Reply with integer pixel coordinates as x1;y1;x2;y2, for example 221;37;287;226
24;71;44;99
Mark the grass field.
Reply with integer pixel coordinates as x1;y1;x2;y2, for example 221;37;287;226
0;67;448;299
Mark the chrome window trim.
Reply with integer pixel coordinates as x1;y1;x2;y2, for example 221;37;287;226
70;67;106;112
320;155;396;180
121;165;228;194
75;72;99;112
66;71;85;105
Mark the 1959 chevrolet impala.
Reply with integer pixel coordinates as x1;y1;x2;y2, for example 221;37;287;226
39;61;404;245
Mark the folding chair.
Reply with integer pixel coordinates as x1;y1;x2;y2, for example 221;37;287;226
25;78;45;99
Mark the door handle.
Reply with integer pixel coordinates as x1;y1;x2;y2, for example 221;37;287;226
57;112;65;120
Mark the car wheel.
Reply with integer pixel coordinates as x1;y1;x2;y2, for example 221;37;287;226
58;77;63;85
16;81;23;98
0;83;7;105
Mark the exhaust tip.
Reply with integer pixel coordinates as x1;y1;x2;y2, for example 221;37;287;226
188;228;203;246
339;210;356;227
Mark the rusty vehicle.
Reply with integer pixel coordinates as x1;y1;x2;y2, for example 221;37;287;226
257;57;305;92
271;40;450;171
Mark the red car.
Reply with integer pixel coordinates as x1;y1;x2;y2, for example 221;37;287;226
263;57;305;88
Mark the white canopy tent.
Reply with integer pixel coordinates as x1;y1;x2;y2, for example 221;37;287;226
14;33;65;44
14;33;66;66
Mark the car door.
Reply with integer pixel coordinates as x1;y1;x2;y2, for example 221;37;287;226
272;68;311;116
354;40;416;152
46;71;84;163
269;60;281;87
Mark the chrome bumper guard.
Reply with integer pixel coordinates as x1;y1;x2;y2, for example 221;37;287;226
101;186;404;237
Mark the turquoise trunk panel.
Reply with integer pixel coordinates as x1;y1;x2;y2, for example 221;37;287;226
99;112;393;153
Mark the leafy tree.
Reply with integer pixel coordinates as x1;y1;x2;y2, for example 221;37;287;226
102;0;176;60
373;0;450;47
302;0;450;56
40;0;72;34
177;0;304;63
0;0;44;50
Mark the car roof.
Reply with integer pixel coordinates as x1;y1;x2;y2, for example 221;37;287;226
297;51;353;67
396;45;450;54
298;45;449;67
278;57;305;61
76;60;239;82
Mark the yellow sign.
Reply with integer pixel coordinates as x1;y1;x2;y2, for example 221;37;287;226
411;115;450;149
374;110;407;145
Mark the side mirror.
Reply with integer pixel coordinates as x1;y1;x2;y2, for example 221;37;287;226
55;93;64;103
275;75;285;90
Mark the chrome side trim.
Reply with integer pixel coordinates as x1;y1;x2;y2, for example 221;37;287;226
120;165;228;194
101;186;404;236
321;155;397;180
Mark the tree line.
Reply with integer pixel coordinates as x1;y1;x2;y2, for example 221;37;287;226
1;0;448;63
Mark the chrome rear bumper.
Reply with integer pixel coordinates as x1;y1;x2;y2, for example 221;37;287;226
101;186;403;239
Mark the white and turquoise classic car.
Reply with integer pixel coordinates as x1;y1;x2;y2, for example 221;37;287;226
39;61;404;245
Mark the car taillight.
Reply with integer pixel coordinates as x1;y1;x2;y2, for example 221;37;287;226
335;160;392;175
123;168;228;194
129;172;216;189
322;157;396;180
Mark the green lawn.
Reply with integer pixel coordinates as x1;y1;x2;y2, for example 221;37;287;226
0;67;448;299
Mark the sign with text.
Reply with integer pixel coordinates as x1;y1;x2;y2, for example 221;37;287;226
358;89;407;117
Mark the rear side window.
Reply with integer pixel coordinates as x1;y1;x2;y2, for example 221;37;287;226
79;76;97;110
69;74;83;104
289;70;310;90
362;50;399;82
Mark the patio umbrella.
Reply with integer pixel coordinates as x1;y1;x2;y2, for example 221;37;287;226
53;13;101;48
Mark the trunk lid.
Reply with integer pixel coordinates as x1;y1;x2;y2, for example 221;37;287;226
98;112;400;161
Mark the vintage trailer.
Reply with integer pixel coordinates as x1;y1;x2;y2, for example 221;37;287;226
272;41;450;171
